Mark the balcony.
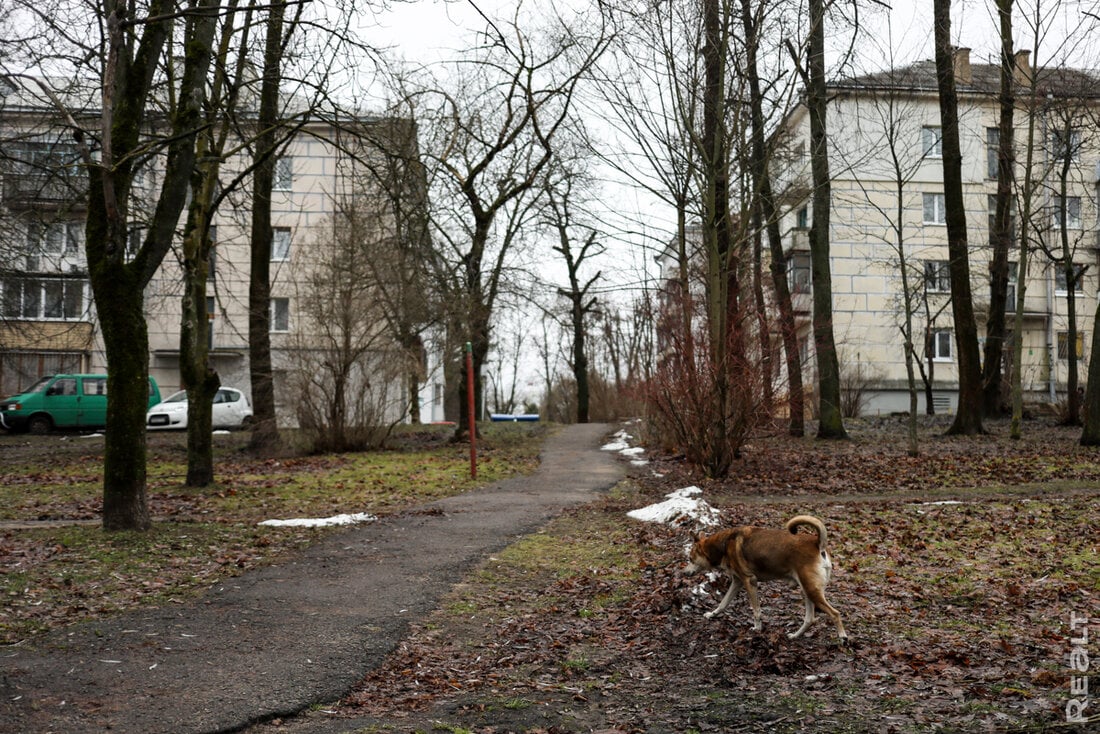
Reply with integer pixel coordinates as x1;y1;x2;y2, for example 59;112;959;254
3;173;86;211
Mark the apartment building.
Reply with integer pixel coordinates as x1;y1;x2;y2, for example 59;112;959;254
0;75;445;425
773;50;1100;414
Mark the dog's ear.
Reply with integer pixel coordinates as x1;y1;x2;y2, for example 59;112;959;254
693;529;706;543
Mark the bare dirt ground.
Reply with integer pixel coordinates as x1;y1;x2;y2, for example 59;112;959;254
251;416;1099;733
3;418;1097;733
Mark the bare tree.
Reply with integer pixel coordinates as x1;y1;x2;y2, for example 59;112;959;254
2;0;221;530
290;200;407;451
932;0;983;435
545;161;603;424
983;0;1017;418
408;6;610;441
737;0;804;436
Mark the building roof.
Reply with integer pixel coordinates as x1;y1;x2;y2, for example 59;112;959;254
835;57;1100;100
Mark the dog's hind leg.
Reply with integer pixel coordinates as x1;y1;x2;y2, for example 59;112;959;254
742;578;765;631
789;585;816;639
704;576;742;619
802;580;848;641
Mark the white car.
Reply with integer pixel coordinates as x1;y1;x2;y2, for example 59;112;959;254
146;387;253;430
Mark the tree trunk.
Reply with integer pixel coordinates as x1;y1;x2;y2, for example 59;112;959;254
1057;149;1081;425
982;0;1015;417
248;1;286;454
699;0;734;476
97;273;153;531
807;0;846;439
933;0;984;435
180;226;220;486
89;0;217;529
1080;296;1100;443
180;160;220;486
741;0;803;437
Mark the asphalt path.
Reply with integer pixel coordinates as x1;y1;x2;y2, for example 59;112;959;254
0;423;623;734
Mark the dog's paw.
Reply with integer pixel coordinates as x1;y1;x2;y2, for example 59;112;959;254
704;611;717;620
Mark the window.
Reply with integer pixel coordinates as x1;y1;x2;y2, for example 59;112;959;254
2;277;85;320
125;223;147;261
987;194;1016;240
207;296;216;349
51;377;77;396
788;252;811;293
923;193;947;224
1007;260;1020;310
272;227;291;261
1053;196;1082;229
922;126;943;158
924;260;951;293
273;156;293;191
270;297;290;332
83;377;107;396
26;220;82;258
930;329;953;361
986;127;1000;179
796;207;809;229
1050;127;1081;162
1055;263;1085;293
1058;331;1084;360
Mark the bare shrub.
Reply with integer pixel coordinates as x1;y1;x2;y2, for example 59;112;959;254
645;327;768;478
288;349;407;452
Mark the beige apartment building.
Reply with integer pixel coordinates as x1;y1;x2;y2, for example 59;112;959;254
0;75;445;425
773;51;1100;415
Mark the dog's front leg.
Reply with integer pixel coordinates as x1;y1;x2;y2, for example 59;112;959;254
704;576;741;619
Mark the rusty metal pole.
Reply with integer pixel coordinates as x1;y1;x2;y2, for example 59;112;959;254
466;341;476;478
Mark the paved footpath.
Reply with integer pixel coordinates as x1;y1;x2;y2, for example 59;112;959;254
0;423;623;734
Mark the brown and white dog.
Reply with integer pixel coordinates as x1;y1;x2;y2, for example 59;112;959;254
685;515;848;641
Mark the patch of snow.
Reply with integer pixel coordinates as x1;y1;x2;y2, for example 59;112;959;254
629;459;649;467
627;486;721;528
619;446;645;456
919;500;964;506
601;429;634;451
259;512;377;528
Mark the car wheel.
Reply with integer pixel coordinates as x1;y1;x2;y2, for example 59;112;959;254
28;415;52;435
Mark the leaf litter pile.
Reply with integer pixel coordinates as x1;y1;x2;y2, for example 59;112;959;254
306;418;1099;733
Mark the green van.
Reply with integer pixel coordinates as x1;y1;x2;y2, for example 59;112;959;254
0;374;161;434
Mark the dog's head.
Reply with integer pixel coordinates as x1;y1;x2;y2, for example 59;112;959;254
684;530;714;575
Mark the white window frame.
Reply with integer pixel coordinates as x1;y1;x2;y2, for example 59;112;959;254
923;193;947;225
1055;262;1085;294
922;126;943;158
924;260;951;294
1050;127;1081;163
270;297;290;332
272;227;291;261
986;127;1000;179
1053;196;1082;230
273;156;293;191
2;277;86;321
930;329;953;361
26;220;82;258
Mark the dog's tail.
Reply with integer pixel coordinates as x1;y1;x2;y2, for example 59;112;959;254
786;515;828;553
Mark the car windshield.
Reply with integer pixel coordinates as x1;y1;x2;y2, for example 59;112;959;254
25;376;55;394
163;391;188;403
